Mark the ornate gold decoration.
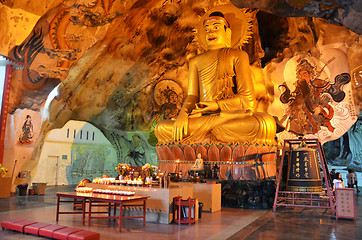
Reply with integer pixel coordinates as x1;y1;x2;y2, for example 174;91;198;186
154;80;183;107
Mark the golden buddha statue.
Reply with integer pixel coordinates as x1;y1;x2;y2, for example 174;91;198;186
155;7;276;145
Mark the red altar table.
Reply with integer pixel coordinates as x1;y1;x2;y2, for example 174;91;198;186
56;192;90;225
55;192;149;232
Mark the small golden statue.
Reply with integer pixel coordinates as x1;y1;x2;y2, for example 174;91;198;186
155;5;276;145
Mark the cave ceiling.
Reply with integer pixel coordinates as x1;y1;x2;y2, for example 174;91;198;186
0;0;361;137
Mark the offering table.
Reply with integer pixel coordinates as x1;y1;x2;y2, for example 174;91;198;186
88;193;148;232
55;192;148;232
85;183;194;224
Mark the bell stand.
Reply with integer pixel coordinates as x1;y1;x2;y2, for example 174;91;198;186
273;138;335;215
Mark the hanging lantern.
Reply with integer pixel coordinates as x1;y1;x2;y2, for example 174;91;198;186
287;147;322;192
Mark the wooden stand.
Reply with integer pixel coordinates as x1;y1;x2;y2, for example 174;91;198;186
173;197;196;225
273;138;335;214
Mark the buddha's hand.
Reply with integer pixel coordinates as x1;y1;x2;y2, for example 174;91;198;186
191;101;219;114
172;111;189;142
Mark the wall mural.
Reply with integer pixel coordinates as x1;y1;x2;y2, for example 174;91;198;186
12;29;45;89
106;131;158;167
66;144;116;184
49;0;118;69
153;79;184;121
18;115;34;144
276;53;357;144
348;113;362;169
279;58;350;135
9;0;120;90
123;135;152;167
3;109;42;191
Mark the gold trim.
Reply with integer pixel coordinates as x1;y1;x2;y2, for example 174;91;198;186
287;186;322;192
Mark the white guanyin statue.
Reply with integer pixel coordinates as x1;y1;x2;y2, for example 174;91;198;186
191;153;204;171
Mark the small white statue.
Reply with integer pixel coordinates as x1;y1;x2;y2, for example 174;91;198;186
191;153;204;171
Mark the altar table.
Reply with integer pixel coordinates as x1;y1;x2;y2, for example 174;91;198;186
85;183;194;224
55;192;149;232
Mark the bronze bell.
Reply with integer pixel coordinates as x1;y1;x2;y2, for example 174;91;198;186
286;147;322;192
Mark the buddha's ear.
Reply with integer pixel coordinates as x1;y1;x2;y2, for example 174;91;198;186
225;27;232;47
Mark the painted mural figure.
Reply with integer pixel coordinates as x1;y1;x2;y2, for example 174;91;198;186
159;86;181;120
155;10;276;145
279;59;335;135
279;58;351;136
19;115;34;144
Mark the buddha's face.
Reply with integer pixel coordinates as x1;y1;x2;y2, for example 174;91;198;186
204;19;231;49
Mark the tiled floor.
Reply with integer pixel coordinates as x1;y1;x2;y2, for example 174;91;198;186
0;185;361;240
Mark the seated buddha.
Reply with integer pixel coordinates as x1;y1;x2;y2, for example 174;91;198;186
155;10;276;145
191;153;204;171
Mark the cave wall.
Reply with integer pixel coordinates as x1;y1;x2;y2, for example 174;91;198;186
0;4;39;54
0;0;361;185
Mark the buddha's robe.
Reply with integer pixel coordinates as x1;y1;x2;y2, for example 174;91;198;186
155;48;276;145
